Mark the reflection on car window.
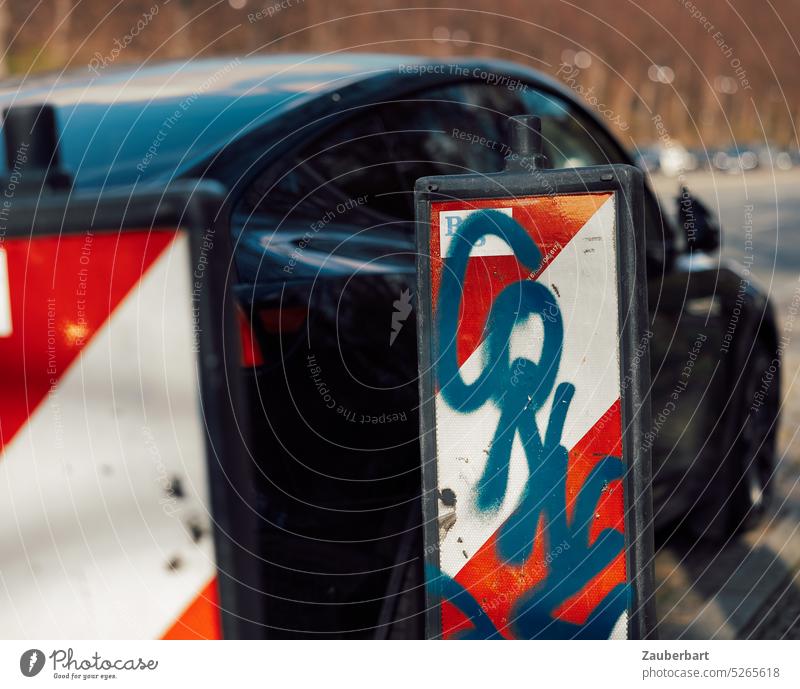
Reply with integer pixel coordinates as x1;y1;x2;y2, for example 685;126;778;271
519;89;619;168
240;81;642;234
242;84;527;224
518;89;673;260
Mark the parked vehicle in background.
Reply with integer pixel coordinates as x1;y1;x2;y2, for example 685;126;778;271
657;143;697;177
687;147;713;171
0;53;781;638
713;145;759;174
755;145;793;170
634;145;661;173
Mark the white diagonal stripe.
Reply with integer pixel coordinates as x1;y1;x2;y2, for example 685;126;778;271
435;196;620;581
0;234;215;639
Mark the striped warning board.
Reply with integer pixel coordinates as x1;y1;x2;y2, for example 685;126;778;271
0;184;245;639
416;167;654;640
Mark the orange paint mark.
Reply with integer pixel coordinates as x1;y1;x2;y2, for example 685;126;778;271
429;193;612;366
444;400;626;637
444;516;549;638
552;550;626;626
161;577;222;640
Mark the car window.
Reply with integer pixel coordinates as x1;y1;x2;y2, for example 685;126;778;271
241;84;525;224
517;89;675;263
237;79;674;264
378;84;519;211
519;89;622;168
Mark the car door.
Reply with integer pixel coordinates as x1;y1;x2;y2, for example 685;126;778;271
233;81;542;638
513;87;743;533
510;87;754;535
235;75;741;634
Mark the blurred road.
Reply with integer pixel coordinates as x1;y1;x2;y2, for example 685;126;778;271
650;170;800;639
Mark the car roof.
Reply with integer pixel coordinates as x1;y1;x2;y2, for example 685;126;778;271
0;53;589;189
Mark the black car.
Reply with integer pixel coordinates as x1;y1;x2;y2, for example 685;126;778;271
0;53;779;638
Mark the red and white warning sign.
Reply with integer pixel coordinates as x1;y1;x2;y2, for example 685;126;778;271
424;192;630;639
0;228;220;639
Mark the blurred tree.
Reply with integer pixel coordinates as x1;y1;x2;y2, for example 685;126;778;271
0;0;797;148
0;1;9;78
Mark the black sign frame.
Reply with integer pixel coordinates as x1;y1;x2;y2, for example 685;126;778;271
415;163;656;640
1;180;261;639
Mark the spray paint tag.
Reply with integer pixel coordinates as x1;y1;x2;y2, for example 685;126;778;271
416;165;654;640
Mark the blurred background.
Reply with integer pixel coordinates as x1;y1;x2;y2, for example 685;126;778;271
1;0;799;152
2;0;800;639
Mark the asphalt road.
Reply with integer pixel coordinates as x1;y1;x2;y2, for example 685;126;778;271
650;170;800;639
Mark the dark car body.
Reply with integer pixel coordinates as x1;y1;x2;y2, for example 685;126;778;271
0;53;780;638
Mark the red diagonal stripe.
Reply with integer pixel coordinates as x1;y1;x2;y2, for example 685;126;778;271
430;193;611;366
0;230;176;453
442;399;623;638
161;577;222;640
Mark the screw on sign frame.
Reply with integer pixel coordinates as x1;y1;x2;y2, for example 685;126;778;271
415;116;656;640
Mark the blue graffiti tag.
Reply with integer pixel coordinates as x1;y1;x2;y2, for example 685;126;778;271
431;209;627;639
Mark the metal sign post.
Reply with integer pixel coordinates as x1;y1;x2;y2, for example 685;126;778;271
415;116;655;639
